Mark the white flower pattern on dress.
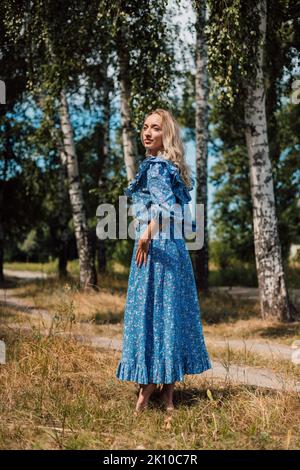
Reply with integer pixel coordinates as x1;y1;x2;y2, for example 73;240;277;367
116;156;212;384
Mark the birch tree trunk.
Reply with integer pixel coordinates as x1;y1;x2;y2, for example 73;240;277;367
57;151;69;279
0;158;5;285
47;103;70;279
194;1;209;294
59;89;97;290
96;75;110;274
244;0;298;321
116;26;137;181
0;222;4;285
0;126;10;284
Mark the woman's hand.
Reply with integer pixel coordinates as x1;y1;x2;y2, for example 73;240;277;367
135;236;151;267
135;218;161;267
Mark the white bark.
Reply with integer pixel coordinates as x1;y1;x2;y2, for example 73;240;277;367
195;1;209;293
117;27;137;181
59;89;97;290
57;154;69;277
244;0;297;321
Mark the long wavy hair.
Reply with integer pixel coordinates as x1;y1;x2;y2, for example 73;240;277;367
140;108;194;190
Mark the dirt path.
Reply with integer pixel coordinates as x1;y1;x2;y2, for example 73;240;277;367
1;287;300;394
0;287;295;359
66;332;300;392
4;267;300;300
3;268;55;280
205;337;294;361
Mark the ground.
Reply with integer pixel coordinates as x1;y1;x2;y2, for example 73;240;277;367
0;267;300;450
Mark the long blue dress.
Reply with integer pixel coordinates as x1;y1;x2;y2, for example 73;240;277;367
116;155;212;384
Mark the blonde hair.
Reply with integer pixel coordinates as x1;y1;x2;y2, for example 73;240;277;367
140;108;194;190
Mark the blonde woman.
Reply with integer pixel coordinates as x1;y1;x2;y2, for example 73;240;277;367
116;108;212;415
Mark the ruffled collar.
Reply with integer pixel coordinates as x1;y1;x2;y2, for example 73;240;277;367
124;156;194;205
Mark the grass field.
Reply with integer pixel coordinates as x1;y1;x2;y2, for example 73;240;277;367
1;263;300;449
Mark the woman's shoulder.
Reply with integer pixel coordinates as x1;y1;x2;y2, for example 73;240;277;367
137;155;177;173
124;155;193;204
145;156;178;176
123;157;168;196
145;157;193;204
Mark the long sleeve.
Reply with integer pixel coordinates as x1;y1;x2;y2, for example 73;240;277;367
125;156;197;237
146;162;183;224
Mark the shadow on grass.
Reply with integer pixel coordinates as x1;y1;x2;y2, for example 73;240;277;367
1;275;76;296
2;272;129;297
200;291;259;325
0;299;47;317
0;306;24;321
252;324;300;340
92;311;123;325
146;383;280;411
0;277;22;290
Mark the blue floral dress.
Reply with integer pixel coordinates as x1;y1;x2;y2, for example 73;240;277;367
116;155;212;384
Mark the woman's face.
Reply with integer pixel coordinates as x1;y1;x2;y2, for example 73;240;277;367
142;114;164;155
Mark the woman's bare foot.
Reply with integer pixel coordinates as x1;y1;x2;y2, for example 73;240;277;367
160;392;175;411
134;384;157;415
159;383;175;412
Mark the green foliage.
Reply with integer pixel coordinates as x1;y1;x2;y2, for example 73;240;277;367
207;0;300;266
103;0;176;130
206;0;261;107
209;237;257;287
109;238;134;268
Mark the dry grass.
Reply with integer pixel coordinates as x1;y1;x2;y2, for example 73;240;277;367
1;321;300;450
1;276;300;449
5;278;300;345
204;317;300;346
199;290;300;346
8;277;125;324
207;343;300;382
4;260;129;277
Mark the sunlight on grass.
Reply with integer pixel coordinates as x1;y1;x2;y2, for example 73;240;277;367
3;259;129;278
2;276;300;345
0;323;300;450
1;267;300;449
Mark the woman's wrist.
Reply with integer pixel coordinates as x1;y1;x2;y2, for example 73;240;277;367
140;218;160;241
140;233;151;242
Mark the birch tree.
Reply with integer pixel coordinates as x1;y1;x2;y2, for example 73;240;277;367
208;0;300;272
244;0;294;321
193;0;209;294
3;0;99;289
116;24;138;181
206;0;299;321
59;89;97;288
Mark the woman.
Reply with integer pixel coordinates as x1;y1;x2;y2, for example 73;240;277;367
116;108;212;415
